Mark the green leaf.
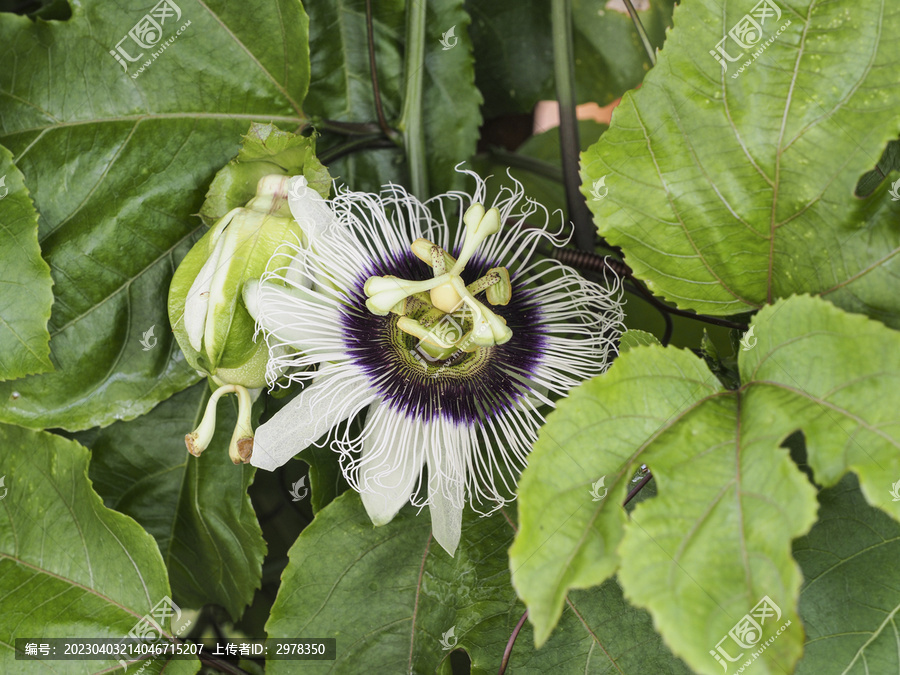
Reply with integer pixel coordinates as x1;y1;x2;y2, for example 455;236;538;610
200;122;331;226
266;491;687;673
511;337;740;650
618;328;660;352
0;0;310;429
467;0;553;117
572;0;677;106
420;0;483;196
306;0;481;196
0;144;53;381
80;382;265;620
467;0;676;117
305;0;406;192
740;295;900;514
0;423;197;674
301;442;350;514
512;295;900;673
581;0;900;326
795;474;900;674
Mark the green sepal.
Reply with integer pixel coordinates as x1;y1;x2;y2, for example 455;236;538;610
200;123;332;226
169;176;306;385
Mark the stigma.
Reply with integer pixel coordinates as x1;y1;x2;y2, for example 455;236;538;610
362;204;513;356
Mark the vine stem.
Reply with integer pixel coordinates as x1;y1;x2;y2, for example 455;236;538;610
365;0;399;141
486;147;564;182
317;136;396;165
306;119;383;136
624;472;654;505
551;0;594;252
626;281;673;345
498;610;529;675
543;246;750;331
397;0;429;198
621;0;657;66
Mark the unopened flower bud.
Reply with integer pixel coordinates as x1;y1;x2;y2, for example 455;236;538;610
168;174;304;388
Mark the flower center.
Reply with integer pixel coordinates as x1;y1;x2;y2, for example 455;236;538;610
363;203;513;367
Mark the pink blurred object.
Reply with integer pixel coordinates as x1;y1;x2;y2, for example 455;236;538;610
533;99;623;135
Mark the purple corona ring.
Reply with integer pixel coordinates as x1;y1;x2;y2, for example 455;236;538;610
244;170;624;555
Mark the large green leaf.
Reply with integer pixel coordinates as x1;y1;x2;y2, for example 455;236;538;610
0;144;53;381
511;294;900;674
265;491;688;674
581;0;900;326
306;0;481;196
0;424;197;674
795;474;900;674
80;381;265;620
0;0;310;429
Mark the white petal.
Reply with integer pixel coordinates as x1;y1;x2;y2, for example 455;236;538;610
251;367;377;471
428;477;464;557
288;176;337;239
358;405;424;526
426;428;465;556
253;279;341;356
184;230;228;352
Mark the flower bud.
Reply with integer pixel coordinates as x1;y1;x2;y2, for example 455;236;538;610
168;174;304;388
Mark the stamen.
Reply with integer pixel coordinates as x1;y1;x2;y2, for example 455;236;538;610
430;245;447;275
410;238;456;272
465;267;506;297
485;267;511;306
451;204;501;275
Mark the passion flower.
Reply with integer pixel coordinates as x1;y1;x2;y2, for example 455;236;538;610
245;171;624;554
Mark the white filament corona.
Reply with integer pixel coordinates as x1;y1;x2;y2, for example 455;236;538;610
246;169;624;555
